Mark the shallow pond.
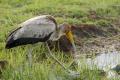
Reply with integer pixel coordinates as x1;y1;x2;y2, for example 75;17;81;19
77;50;120;78
86;50;120;71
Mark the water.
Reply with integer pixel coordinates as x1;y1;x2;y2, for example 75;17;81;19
77;50;120;78
87;50;120;71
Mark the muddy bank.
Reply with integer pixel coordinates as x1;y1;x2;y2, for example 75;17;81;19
77;35;120;56
73;24;120;56
48;23;120;55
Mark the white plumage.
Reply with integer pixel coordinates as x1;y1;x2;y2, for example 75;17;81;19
5;15;78;75
5;15;62;48
14;15;57;40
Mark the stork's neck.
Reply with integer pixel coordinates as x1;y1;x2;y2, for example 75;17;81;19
49;30;63;41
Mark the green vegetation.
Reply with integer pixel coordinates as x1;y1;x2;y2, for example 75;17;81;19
0;0;120;80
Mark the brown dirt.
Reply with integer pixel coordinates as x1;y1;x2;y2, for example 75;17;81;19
87;10;101;19
48;24;120;56
71;24;120;55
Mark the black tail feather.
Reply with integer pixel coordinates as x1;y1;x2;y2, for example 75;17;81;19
5;36;15;49
5;27;22;49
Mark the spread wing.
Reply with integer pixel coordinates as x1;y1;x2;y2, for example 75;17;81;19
5;15;57;49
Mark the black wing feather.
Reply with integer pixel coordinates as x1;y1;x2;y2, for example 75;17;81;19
5;28;53;49
5;31;53;49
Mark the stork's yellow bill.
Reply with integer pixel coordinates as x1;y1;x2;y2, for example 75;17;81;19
65;31;74;43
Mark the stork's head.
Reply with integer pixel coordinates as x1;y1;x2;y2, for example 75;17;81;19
59;23;77;54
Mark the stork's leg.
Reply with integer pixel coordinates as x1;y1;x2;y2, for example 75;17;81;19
27;46;33;69
67;54;80;69
46;42;80;76
45;42;71;73
26;46;34;78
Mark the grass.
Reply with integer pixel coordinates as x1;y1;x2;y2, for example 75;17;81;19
0;0;120;80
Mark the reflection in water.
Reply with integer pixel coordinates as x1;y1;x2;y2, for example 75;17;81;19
87;50;120;71
78;50;120;78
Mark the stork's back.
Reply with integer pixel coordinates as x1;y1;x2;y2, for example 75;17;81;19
5;15;56;49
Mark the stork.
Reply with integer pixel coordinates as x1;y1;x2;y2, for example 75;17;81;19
5;15;77;74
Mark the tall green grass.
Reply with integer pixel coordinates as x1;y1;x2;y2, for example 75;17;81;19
0;0;120;80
